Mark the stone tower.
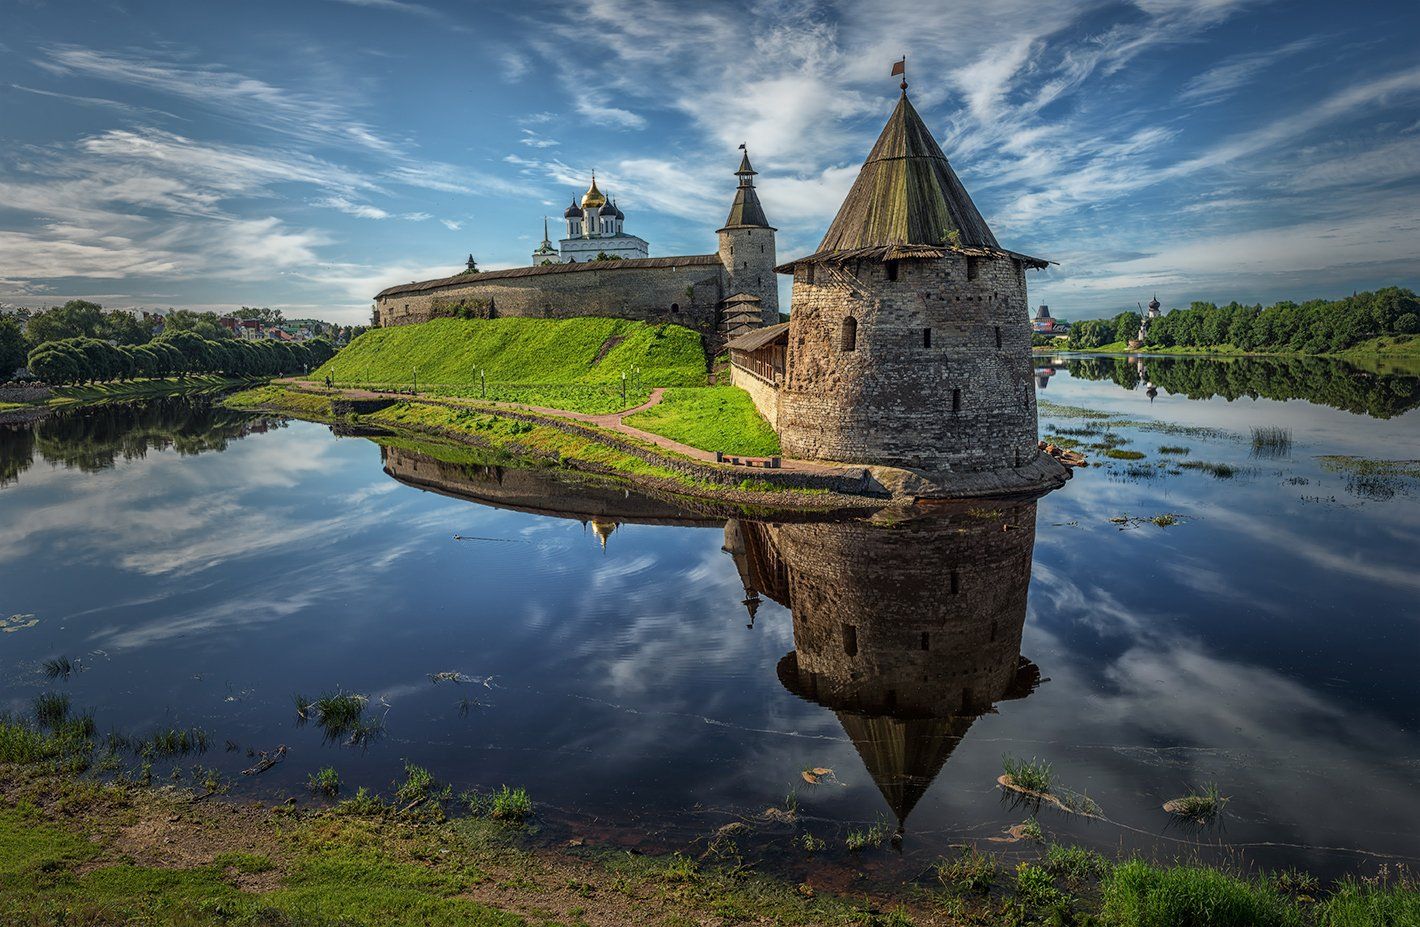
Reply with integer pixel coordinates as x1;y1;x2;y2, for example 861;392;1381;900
717;147;779;325
775;90;1051;477
739;504;1041;834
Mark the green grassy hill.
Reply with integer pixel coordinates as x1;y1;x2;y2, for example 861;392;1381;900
313;318;708;388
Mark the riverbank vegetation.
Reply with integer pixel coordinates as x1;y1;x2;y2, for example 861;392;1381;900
623;385;781;457
311;317;709;392
1062;286;1419;356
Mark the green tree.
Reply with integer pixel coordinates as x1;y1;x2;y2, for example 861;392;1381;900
99;311;153;345
24;300;105;347
0;316;26;379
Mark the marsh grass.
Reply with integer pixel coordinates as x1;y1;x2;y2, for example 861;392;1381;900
1158;445;1191;455
1180;459;1239;479
308;766;341;797
1002;755;1052;793
936;847;998;894
1106;448;1147;460
1165;782;1229;823
394;763;450;807
1018;817;1044;843
1151;513;1179;527
135;727;209;758
34;693;71;728
844;816;891;852
1044;844;1111;884
294;690;376;745
464;784;533;822
1251;426;1293;459
41;656;77;679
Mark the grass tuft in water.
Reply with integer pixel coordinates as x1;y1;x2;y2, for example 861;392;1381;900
394;762;449;807
1158;445;1191;455
1002;754;1052;792
1106;448;1147;460
1180;459;1239;479
1165;782;1229;823
308;766;341;797
844;816;892;852
135;727;209;758
34;693;71;728
41;656;76;680
1251;426;1293;459
464;784;533;822
935;847;998;894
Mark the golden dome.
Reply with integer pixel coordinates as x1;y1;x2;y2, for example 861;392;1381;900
580;174;607;209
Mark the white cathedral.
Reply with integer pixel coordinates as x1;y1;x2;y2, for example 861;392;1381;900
530;173;651;265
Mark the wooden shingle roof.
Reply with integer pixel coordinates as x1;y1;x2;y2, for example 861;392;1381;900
778;92;1048;271
726;321;789;353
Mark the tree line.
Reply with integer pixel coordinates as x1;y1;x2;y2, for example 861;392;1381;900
1065;286;1420;354
1;300;350;384
26;332;335;386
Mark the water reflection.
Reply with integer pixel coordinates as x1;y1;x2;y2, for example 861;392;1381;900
739;510;1041;835
1;397;280;486
388;439;1044;837
1040;354;1420;417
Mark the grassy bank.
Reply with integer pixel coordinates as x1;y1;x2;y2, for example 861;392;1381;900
3;743;1415;926
312;318;709;391
623;386;781;457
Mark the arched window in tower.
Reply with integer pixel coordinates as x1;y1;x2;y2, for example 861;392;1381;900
967;256;979;281
885;260;899;281
841;316;857;352
842;624;858;657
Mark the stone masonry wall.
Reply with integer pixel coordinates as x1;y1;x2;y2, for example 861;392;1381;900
376;263;728;334
729;364;780;428
777;255;1039;472
718;227;780;323
765;503;1037;716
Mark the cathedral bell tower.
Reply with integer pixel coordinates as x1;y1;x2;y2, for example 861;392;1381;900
717;146;779;325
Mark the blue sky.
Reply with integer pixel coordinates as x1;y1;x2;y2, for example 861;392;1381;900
2;0;1418;325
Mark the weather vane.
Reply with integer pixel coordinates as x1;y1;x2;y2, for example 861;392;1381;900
892;55;907;92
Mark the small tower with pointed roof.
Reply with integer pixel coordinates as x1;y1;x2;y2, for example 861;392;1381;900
774;81;1053;480
531;217;560;265
717;146;779;326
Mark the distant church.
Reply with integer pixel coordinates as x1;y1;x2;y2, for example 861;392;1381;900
375;150;779;343
530;175;649;264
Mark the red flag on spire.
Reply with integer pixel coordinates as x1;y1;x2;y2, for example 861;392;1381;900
891;58;906;76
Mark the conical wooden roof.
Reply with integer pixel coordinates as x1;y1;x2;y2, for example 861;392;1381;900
822;92;997;252
778;92;1048;270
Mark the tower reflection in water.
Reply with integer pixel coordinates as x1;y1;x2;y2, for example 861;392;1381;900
381;444;1041;837
727;508;1042;836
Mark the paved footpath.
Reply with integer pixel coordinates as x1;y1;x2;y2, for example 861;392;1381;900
282;380;858;477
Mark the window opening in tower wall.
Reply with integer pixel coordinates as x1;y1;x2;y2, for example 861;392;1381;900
995;326;1002;348
967;256;979;281
841;316;858;352
843;625;858;657
923;327;932;348
950;570;960;595
952;388;962;412
885;260;898;281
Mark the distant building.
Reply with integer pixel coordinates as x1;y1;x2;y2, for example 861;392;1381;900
1031;304;1068;334
557;175;648;263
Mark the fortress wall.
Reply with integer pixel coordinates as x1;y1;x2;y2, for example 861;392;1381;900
729;364;780;428
766;504;1037;716
375;263;727;334
777;255;1039;472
